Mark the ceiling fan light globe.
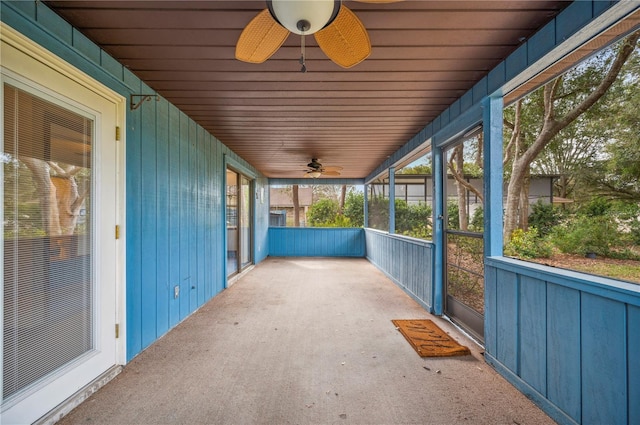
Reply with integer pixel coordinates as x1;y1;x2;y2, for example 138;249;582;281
267;0;341;35
308;170;322;178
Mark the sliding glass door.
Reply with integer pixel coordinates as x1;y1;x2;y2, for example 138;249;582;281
226;169;252;278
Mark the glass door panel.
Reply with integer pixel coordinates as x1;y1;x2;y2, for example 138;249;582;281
240;175;252;269
3;83;94;400
226;170;238;276
226;170;252;279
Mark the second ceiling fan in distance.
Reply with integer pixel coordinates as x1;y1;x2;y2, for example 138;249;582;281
303;158;343;178
235;0;402;71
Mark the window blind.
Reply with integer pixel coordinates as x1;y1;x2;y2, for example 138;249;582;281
3;83;94;400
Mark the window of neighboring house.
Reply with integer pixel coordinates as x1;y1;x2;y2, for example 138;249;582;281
269;184;363;227
502;29;640;285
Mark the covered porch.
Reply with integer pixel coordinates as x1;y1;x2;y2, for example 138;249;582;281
1;1;640;424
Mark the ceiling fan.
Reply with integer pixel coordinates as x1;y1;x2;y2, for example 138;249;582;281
303;158;343;178
235;0;401;71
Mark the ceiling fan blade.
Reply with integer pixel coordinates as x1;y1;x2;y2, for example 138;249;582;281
322;165;343;172
314;6;371;68
235;9;289;64
352;0;404;2
322;170;341;176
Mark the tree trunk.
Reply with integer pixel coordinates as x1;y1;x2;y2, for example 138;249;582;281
20;157;87;236
51;176;84;235
452;145;468;230
292;184;300;227
21;157;61;235
519;172;530;231
338;184;346;214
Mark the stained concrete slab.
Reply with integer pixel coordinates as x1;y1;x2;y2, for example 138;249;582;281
56;257;555;424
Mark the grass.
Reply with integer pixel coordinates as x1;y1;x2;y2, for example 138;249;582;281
530;252;640;284
570;262;640;284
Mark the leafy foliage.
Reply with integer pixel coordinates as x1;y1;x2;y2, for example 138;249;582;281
396;201;432;239
367;197;433;239
528;201;565;237
502;31;640;240
552;215;617;257
343;191;364;227
368;196;390;231
470;206;484;232
396;164;432;175
447;201;460;230
307;198;339;227
504;228;552;259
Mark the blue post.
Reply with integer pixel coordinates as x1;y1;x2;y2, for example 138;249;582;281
364;184;369;228
389;167;395;234
432;145;443;315
482;95;503;258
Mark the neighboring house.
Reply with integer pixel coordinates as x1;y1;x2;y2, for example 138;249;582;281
269;187;313;226
372;174;565;213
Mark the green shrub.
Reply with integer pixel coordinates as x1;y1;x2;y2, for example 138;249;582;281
316;214;353;228
630;219;640;245
396;200;432;236
579;197;612;217
447;201;460;230
343;192;364;227
470;206;483;232
307;198;338;227
505;227;552;259
400;224;432;240
528;201;564;237
552;215;616;256
367;197;389;230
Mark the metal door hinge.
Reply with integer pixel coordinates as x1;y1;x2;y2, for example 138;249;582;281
115;324;120;339
115;225;120;239
115;126;121;141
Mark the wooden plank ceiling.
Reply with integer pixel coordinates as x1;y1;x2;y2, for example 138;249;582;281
45;1;568;178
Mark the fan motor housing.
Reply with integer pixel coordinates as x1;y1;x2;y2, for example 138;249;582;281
307;159;322;169
267;0;341;35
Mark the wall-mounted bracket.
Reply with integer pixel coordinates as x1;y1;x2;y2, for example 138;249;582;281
130;94;159;110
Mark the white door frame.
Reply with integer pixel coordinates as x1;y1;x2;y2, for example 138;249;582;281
0;22;126;423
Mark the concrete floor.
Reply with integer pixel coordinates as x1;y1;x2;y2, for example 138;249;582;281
57;258;555;425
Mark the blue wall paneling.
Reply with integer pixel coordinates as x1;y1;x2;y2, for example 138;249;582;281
155;98;170;338
268;227;365;258
365;229;433;312
485;257;640;425
1;1;269;361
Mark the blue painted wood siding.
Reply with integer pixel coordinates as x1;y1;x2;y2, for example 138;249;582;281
269;228;365;257
485;257;640;425
1;1;270;361
365;229;433;312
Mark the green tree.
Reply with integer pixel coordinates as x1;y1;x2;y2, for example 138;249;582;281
582;51;640;201
397;164;432;175
307;198;339;227
368;195;390;231
343;191;364;227
503;31;640;241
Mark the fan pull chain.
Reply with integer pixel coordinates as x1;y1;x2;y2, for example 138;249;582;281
299;34;307;73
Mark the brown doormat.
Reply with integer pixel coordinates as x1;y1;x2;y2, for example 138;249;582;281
392;319;471;357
